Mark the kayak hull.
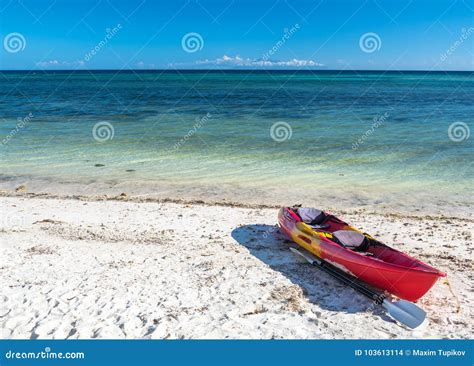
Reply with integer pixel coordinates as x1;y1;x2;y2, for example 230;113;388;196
278;207;446;301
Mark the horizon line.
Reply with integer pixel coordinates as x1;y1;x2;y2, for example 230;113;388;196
0;68;473;73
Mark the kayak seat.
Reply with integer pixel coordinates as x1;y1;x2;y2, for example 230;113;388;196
296;207;330;228
332;230;370;252
295;208;370;251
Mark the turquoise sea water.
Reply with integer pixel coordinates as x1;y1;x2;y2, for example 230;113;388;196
0;71;472;215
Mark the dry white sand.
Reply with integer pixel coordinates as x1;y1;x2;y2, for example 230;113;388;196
0;194;472;339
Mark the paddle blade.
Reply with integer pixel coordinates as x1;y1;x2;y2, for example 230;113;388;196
382;299;427;329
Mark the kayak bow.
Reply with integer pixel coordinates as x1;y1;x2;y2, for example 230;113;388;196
290;247;427;329
278;207;446;301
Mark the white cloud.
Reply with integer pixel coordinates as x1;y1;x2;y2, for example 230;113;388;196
171;55;323;68
36;60;85;68
136;61;155;69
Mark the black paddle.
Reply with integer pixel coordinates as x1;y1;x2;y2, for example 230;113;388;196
289;247;427;329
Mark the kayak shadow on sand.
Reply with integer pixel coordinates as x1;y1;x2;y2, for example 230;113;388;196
231;224;393;321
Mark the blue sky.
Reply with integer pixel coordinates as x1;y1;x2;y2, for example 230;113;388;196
0;0;472;70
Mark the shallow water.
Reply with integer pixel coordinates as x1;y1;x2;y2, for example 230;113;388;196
0;70;472;216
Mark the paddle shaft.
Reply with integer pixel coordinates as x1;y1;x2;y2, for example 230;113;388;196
289;246;427;329
290;247;385;304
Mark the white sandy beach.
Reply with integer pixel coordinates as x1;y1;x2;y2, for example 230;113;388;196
0;193;472;339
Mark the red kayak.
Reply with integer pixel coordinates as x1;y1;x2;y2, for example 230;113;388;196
278;207;446;301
